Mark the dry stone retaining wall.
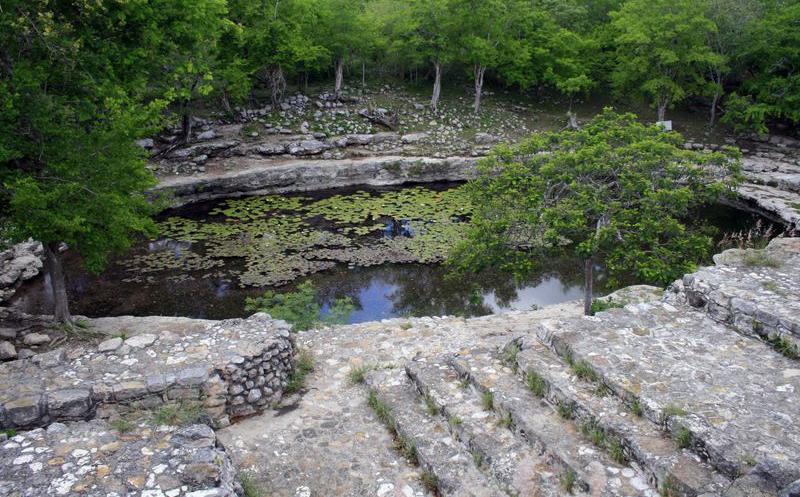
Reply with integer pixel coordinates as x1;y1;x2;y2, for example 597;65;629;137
0;313;294;430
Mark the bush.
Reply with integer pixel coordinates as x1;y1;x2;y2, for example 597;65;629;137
245;280;354;331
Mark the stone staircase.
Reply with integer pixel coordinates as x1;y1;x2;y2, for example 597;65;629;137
366;240;800;497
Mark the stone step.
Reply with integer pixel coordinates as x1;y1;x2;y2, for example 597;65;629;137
364;368;505;497
533;300;800;495
404;357;568;497
509;336;731;496
679;237;800;357
449;347;658;497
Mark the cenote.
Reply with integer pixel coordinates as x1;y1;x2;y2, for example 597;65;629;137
11;182;774;323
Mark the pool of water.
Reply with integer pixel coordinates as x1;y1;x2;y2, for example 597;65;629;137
10;183;774;323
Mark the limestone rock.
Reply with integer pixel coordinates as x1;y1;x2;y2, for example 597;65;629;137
22;332;50;346
124;333;157;348
0;341;16;361
98;336;123;352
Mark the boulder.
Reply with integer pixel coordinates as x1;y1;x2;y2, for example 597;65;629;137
22;333;50;347
196;130;217;141
0;341;16;361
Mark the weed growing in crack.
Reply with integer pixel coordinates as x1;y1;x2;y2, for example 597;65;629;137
526;371;547;398
675;426;692;449
481;390;494;411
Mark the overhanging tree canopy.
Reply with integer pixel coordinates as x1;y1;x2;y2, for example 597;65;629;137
450;109;741;315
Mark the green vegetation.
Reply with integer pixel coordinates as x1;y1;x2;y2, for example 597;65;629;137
663;405;688;418
285;350;315;394
590;298;625;315
239;474;267;497
570;361;599;383
448;415;463;427
629;398;644;417
424;394;439;416
451;110;739;315
526;371;547;398
419;471;439;493
109;417;136;434
151;402;204;426
481;391;494;411
742;250;782;268
347;364;374;385
557;400;575;420
561;469;578;494
245;281;354;331
659;475;680;497
497;412;513;429
502;343;521;372
674;426;693;449
766;334;799;360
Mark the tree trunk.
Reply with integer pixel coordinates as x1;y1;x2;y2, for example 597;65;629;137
181;107;192;143
657;98;668;122
431;60;442;112
583;257;593;316
334;56;344;100
473;64;485;114
44;243;71;323
267;65;286;107
709;89;720;128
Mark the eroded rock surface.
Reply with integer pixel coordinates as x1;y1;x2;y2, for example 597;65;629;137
0;240;43;304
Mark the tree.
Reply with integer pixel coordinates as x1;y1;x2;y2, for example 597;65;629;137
450;109;740;315
316;0;367;99
406;0;453;111
610;0;723;122
450;0;516;113
0;1;165;323
722;2;800;134
705;0;763;127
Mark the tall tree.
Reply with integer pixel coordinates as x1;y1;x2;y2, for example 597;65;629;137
317;0;367;99
0;1;163;322
610;0;723;122
407;0;453;111
450;109;740;315
450;0;516;113
722;2;800;134
705;0;763;126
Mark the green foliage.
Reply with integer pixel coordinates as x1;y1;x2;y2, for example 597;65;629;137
420;471;439;493
560;469;578;494
571;361;599;383
502;343;520;372
664;405;688;418
629;398;643;417
151;402;204;426
526;371;547;398
239;474;266;497
674;426;693;449
110;417;136;434
742;250;782;268
590;298;625;315
286;350;315;394
450;109;740;312
481;390;494;411
766;334;799;360
245;281;354;331
348;364;374;385
610;0;724;120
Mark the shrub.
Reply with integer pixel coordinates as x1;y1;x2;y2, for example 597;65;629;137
245;280;354;331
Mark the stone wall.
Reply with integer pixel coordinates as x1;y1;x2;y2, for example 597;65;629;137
0;240;43;305
0;313;295;430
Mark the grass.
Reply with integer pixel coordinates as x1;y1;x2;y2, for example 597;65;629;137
497;411;513;429
110;417;136;433
743;250;782;268
580;419;606;447
526;371;547;398
459;377;471;389
570;360;599;383
590;298;625;315
557;400;575;420
594;383;612;397
608;437;626;464
659;475;679;497
419;471;439;493
448;415;463;427
471;450;484;468
766;334;799;359
674;426;692;449
151;402;203;426
561;469;577;494
239;473;266;497
347;364;373;385
629;398;643;417
663;405;688;418
502;343;520;372
760;280;782;293
1;429;17;438
424;394;439;416
367;390;418;465
481;391;494;411
399;322;413;330
285;350;314;394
